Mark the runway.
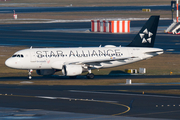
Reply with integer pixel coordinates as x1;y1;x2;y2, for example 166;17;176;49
0;84;179;119
1;74;180;81
0;5;170;13
1;15;180;119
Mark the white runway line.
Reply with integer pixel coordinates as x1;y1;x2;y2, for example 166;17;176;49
69;90;180;99
36;96;118;103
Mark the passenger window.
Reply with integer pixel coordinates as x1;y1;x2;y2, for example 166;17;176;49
21;55;24;57
17;55;20;57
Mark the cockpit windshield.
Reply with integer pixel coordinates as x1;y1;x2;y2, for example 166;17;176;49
12;54;24;58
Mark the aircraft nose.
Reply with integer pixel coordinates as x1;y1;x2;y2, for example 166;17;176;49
5;58;14;68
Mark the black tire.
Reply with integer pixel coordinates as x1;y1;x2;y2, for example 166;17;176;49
86;73;94;79
28;76;32;80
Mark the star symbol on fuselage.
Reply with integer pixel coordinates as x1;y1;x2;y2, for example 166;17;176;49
139;28;153;43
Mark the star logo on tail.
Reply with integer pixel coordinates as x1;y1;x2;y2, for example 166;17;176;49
139;28;153;43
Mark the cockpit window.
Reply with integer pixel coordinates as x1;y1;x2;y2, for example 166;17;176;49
12;55;16;57
12;54;24;58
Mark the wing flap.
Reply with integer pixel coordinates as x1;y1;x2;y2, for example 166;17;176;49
70;56;138;65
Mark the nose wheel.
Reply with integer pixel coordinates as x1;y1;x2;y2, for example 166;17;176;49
28;76;32;80
28;69;33;80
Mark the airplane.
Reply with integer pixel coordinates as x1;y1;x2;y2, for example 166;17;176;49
5;15;163;79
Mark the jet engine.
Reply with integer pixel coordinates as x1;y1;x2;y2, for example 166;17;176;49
62;65;83;76
36;69;56;76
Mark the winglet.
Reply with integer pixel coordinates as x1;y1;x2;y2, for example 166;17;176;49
127;15;160;47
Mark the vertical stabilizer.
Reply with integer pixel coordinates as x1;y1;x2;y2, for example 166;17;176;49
127;16;159;47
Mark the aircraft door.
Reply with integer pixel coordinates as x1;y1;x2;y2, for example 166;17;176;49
30;51;36;62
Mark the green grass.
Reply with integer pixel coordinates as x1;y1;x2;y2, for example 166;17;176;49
0;78;179;85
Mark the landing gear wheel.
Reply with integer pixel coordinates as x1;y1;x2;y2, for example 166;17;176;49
86;73;94;79
28;69;33;80
28;76;32;80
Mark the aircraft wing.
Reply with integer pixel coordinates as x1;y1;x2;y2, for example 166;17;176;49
69;56;138;66
145;50;164;55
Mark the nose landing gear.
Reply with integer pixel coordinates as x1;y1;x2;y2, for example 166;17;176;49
28;69;33;80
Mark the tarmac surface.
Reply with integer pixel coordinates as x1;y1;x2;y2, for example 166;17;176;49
1;74;180;81
0;5;170;13
0;84;179;119
0;19;179;52
1;18;180;119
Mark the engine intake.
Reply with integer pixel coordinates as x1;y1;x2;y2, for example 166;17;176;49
62;65;82;76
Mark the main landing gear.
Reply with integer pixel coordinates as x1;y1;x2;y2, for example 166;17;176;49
86;69;94;79
86;73;94;79
28;69;33;80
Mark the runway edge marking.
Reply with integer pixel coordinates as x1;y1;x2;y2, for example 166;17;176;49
69;90;131;115
0;93;130;116
69;90;180;99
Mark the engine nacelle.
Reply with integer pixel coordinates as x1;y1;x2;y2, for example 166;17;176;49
62;65;83;76
36;69;55;76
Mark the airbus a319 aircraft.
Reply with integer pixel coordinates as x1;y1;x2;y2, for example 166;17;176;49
5;16;163;79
